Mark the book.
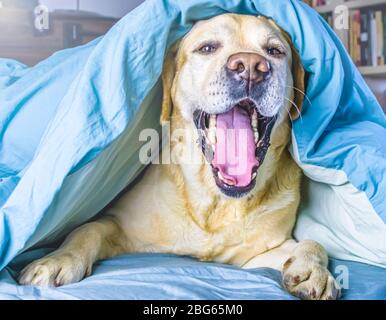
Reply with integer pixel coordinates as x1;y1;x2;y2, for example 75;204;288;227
360;11;370;66
354;10;362;66
384;11;386;63
304;1;386;68
304;0;327;8
376;10;385;66
350;10;361;66
369;10;378;66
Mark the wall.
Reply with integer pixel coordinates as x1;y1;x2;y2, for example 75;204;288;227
365;78;386;111
2;0;385;110
39;0;144;18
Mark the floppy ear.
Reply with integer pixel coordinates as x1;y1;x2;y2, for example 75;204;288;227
289;44;306;120
266;18;306;121
160;40;181;125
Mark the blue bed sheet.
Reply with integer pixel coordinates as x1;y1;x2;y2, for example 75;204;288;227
0;251;385;300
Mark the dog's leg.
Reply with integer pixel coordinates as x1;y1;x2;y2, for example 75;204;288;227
18;216;128;287
243;239;341;300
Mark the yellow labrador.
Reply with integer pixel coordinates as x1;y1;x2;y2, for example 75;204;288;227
19;14;340;300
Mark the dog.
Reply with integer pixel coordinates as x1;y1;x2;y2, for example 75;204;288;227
19;14;340;300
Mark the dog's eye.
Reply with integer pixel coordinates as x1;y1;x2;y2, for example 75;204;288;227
266;47;285;57
197;43;219;55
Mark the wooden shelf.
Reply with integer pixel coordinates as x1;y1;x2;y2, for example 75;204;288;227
316;0;386;14
358;65;386;77
0;8;117;66
315;1;341;13
310;0;386;78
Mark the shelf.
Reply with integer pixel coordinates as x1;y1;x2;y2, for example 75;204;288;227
315;1;341;13
311;0;386;78
316;0;386;14
358;65;386;77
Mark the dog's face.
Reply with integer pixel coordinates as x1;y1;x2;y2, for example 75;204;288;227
162;14;304;198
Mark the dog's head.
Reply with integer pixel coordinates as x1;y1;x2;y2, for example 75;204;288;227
161;14;305;198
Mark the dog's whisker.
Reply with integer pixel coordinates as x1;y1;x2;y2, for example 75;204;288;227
285;85;312;107
283;97;303;125
285;98;303;124
283;104;295;128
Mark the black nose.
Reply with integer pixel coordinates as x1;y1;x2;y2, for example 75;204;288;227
227;52;271;83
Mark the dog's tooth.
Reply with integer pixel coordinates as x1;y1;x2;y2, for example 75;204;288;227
208;129;217;145
208;115;217;145
252;172;257;179
251;110;258;129
209;114;217;128
252;110;259;143
218;171;235;186
254;131;260;144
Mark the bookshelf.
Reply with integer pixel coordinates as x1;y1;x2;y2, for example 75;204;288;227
359;65;386;77
308;0;386;77
316;0;386;13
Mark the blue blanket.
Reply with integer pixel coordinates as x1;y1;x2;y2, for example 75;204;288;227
1;0;386;299
1;252;385;300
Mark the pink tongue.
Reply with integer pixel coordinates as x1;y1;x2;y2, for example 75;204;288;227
213;107;258;187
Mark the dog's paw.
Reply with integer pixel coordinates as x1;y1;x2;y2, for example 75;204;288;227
18;253;92;287
282;257;341;300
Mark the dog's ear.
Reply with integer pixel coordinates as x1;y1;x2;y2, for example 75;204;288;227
266;18;306;121
290;44;305;120
160;40;181;125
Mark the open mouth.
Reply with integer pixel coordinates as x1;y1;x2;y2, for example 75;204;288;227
194;99;277;198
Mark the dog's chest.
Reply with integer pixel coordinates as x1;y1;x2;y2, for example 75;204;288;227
163;202;290;266
113;165;296;266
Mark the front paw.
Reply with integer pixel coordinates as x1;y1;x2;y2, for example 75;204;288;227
282;257;341;300
18;253;92;287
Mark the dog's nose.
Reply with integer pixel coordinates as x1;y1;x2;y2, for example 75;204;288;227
227;53;271;82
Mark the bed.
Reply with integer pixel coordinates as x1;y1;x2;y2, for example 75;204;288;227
0;0;385;300
1;251;385;300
